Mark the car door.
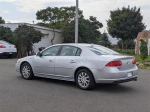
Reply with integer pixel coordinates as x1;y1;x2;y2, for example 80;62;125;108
33;46;61;75
55;45;82;78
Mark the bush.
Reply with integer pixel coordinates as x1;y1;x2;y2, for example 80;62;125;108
140;39;148;61
113;49;135;55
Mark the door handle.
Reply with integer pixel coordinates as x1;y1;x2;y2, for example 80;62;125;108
70;60;76;63
49;60;53;62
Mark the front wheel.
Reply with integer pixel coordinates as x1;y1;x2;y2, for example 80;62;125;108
75;69;95;90
21;63;34;80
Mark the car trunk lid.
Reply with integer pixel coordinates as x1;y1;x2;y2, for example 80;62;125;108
101;55;135;70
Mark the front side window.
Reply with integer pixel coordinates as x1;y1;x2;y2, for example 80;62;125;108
42;46;61;56
60;46;78;56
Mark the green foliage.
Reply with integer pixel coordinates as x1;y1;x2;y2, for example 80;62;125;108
0;26;13;43
117;39;135;49
62;16;103;43
113;49;135;55
36;22;49;27
140;40;148;61
36;6;84;45
36;6;83;29
0;17;5;23
107;6;146;42
97;32;111;47
13;24;43;57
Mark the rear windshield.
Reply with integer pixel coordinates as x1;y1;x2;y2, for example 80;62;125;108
88;45;120;55
0;41;11;45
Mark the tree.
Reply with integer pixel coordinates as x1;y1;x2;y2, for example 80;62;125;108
62;16;103;43
117;39;135;49
0;26;13;43
36;6;83;44
98;32;111;47
0;17;5;23
107;6;146;49
13;25;43;57
36;6;83;29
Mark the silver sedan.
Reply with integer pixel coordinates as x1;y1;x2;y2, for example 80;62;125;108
16;44;138;90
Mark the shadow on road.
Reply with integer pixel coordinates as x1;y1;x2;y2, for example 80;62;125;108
16;76;136;93
95;83;136;93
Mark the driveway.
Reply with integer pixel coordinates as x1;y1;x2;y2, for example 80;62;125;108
0;59;150;112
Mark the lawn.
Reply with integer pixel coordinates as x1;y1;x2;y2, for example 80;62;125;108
130;55;150;69
112;48;150;69
133;55;150;63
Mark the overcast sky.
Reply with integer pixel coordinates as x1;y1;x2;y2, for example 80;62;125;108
0;0;150;33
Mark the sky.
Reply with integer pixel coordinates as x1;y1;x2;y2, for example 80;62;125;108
0;0;150;33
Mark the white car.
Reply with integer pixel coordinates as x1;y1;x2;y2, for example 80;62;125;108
0;40;17;58
16;43;138;90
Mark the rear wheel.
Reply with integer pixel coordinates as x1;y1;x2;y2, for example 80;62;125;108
75;69;95;90
21;63;34;80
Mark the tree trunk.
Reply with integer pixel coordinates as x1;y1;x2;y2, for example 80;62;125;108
125;40;128;49
27;50;30;56
51;28;56;45
122;40;124;50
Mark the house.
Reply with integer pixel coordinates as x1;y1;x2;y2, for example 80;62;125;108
0;23;62;53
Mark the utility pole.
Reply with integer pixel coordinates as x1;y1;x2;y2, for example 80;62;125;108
75;0;78;43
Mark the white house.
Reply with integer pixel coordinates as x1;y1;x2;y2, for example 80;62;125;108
0;23;62;53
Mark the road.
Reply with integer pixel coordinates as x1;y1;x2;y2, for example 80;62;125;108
0;59;150;112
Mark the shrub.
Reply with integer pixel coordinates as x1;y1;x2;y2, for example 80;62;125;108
140;39;148;61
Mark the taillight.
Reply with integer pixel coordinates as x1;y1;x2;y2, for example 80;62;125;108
132;59;136;64
0;45;5;48
106;60;122;67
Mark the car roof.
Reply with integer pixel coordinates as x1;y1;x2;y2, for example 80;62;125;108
52;43;98;48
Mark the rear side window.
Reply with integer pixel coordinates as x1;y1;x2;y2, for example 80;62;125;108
60;46;78;56
76;48;82;56
59;46;82;56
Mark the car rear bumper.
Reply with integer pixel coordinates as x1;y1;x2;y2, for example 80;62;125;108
113;76;137;83
0;52;17;56
92;66;138;83
95;75;138;83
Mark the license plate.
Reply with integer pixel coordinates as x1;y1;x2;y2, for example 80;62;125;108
9;52;12;54
127;72;133;77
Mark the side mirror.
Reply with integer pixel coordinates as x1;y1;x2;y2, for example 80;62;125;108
36;52;42;57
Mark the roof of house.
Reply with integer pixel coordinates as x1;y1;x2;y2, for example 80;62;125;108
0;23;61;33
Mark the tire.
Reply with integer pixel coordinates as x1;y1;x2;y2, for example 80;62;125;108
75;69;95;90
21;63;34;80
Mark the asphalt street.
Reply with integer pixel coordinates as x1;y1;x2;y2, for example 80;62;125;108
0;59;150;112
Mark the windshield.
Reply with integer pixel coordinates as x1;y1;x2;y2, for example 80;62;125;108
0;41;11;45
88;45;120;55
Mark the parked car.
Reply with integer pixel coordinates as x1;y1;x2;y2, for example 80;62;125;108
16;43;138;90
0;40;17;58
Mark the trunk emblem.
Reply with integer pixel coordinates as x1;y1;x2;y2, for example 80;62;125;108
127;61;130;64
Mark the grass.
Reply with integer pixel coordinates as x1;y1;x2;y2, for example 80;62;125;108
138;65;150;69
132;55;150;63
130;55;150;70
112;48;150;69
